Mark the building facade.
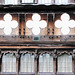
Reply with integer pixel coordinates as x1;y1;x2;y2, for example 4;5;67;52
0;0;75;75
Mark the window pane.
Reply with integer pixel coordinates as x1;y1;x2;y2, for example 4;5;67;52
39;53;53;72
5;0;18;4
55;0;68;4
2;54;16;72
22;0;34;3
58;54;72;72
21;54;34;72
38;0;51;4
0;0;3;4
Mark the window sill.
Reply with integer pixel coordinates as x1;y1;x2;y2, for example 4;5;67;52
38;72;54;75
1;72;16;74
57;72;73;75
19;72;35;74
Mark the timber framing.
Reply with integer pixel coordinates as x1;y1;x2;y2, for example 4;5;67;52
0;2;74;75
0;5;74;13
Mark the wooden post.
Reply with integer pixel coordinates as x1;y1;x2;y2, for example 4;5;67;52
52;0;55;4
35;0;38;4
53;49;57;75
16;49;20;75
18;0;21;4
0;50;2;74
34;49;38;75
73;50;75;75
54;58;57;75
74;59;75;75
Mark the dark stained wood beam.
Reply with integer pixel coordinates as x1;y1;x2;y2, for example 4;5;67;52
0;5;74;13
0;45;74;49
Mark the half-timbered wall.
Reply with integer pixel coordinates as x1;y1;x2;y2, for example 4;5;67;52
0;1;74;75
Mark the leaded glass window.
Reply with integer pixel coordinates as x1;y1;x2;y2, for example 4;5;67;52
5;0;18;4
22;0;34;3
38;0;51;4
2;53;16;72
55;0;68;4
39;53;53;72
21;53;34;72
58;54;72;72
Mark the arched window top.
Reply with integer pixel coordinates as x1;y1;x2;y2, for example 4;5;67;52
3;53;16;61
58;53;72;57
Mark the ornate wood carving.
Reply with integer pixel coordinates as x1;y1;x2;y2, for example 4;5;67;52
73;49;75;59
57;50;73;56
20;49;35;55
1;49;16;55
34;49;38;59
53;49;57;59
15;49;20;60
0;49;2;58
38;49;54;56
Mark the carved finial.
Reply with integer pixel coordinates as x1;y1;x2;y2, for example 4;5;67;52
73;49;75;59
53;49;57;59
34;49;38;59
16;49;20;60
54;49;57;54
0;49;2;58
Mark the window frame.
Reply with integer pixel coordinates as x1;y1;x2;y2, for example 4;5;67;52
21;0;35;4
4;0;18;5
38;53;54;73
55;0;69;4
57;53;73;73
20;53;35;74
1;53;17;74
38;0;52;4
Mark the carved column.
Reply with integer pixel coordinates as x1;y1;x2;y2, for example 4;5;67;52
16;49;20;75
73;50;75;75
34;49;38;75
53;49;57;75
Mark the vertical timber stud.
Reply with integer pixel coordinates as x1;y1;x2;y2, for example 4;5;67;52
53;49;57;75
52;13;55;35
16;49;20;75
0;49;2;74
35;0;38;3
19;14;21;35
18;0;21;4
73;49;75;75
34;49;38;75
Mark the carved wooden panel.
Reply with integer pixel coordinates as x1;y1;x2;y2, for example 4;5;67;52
54;13;75;35
0;14;19;35
25;14;47;36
